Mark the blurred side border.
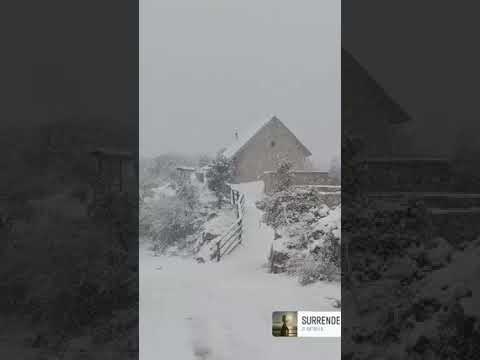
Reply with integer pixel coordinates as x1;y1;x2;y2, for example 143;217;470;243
0;1;138;358
342;1;480;359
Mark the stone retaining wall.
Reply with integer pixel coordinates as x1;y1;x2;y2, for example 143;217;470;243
261;170;338;194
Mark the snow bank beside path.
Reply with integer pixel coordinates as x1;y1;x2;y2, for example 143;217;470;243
140;248;340;360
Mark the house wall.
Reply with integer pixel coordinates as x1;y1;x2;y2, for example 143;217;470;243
231;120;308;183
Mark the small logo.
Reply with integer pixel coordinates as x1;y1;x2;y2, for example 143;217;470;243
273;311;341;338
272;311;298;337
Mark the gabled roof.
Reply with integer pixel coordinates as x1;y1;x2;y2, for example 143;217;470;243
223;115;312;159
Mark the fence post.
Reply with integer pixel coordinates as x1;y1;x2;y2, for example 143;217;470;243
238;219;242;243
270;246;275;273
217;241;221;262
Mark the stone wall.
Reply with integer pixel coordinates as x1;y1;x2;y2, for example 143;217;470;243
262;170;339;194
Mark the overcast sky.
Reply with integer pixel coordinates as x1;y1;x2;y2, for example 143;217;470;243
140;0;340;169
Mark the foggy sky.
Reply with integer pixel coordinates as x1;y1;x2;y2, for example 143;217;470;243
140;0;340;169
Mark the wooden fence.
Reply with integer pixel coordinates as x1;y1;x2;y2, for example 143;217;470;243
214;188;246;261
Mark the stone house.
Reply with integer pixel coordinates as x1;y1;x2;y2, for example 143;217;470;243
223;116;312;183
175;166;196;181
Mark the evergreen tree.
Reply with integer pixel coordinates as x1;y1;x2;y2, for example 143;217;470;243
274;159;294;192
206;154;233;208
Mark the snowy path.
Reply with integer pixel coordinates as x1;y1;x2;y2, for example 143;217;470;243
140;182;340;359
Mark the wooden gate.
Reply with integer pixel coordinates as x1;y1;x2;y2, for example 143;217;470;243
214;188;246;261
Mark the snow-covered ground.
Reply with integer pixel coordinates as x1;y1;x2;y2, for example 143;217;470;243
140;181;340;359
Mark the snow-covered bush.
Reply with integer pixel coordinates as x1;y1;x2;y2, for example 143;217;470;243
263;186;341;283
140;166;236;258
140;195;200;254
298;251;339;284
292;210;341;283
206;154;233;208
263;187;340;230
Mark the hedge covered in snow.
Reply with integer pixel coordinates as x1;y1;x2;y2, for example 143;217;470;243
260;187;341;284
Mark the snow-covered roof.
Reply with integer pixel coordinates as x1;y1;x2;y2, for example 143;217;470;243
222;115;312;158
223;117;271;158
